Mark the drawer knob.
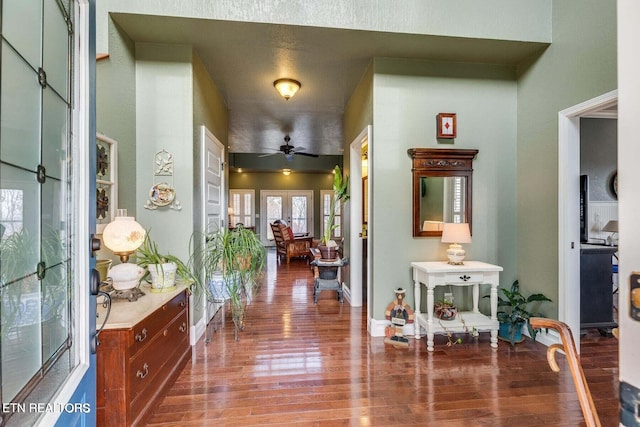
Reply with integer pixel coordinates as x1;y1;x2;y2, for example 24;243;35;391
179;300;186;307
136;363;149;379
179;322;187;333
135;328;147;342
459;275;471;281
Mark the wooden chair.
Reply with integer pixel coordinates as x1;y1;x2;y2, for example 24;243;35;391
270;223;312;264
529;318;601;427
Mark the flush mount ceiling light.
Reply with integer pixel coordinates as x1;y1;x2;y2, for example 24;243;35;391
282;168;291;176
273;78;301;100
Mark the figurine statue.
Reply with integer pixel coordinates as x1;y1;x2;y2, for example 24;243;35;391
385;287;414;347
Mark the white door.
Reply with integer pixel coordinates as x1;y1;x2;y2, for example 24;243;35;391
260;190;313;245
202;127;224;233
618;2;640;419
349;126;371;309
200;126;224;327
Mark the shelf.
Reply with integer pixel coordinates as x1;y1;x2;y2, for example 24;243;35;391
415;311;497;334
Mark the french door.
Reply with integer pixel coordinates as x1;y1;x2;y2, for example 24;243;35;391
260;190;313;246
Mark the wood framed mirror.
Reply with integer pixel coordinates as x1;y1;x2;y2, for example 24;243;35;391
408;148;479;237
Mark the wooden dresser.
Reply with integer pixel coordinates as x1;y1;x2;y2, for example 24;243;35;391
96;284;190;426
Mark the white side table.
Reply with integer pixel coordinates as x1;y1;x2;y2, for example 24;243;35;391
411;261;503;351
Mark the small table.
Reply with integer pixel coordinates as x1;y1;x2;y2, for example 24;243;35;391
411;261;502;351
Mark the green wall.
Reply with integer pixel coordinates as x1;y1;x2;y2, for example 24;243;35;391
516;0;617;317
96;19;136;216
371;58;518;319
229;171;334;238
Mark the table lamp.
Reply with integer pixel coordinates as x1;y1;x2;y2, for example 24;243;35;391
602;220;618;246
441;222;471;265
102;209;146;290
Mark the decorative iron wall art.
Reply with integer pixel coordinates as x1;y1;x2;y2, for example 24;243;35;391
144;149;181;211
96;133;118;233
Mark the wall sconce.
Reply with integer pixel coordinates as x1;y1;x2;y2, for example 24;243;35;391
441;222;471;265
274;78;301;100
102;209;146;290
282;168;291;176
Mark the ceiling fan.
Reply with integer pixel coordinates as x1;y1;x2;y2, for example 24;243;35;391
259;135;319;161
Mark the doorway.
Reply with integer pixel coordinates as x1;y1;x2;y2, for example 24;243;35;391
349;126;371;311
558;90;618;353
260;190;313;246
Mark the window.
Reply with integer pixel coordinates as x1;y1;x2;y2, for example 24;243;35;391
321;190;342;240
1;1;78;424
229;189;255;227
444;177;466;223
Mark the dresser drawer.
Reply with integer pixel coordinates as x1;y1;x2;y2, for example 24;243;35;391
443;272;484;284
129;309;189;402
130;291;187;355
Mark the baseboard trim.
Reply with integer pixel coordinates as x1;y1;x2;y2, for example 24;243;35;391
524;326;561;348
369;318;415;338
191;316;206;346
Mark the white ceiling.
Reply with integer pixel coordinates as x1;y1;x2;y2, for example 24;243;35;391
112;13;546;156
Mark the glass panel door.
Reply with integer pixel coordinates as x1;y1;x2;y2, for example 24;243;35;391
260;191;313;245
1;1;79;425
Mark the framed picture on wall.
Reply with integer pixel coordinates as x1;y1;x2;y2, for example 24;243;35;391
437;113;457;139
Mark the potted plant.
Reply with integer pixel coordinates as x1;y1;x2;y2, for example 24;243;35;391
434;296;457;321
485;280;552;345
318;165;349;260
136;232;196;292
195;225;266;340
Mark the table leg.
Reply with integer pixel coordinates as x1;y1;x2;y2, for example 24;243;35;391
490;282;498;348
414;277;421;339
426;286;434;351
472;283;479;313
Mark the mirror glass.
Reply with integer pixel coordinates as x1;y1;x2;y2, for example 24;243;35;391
419;176;467;231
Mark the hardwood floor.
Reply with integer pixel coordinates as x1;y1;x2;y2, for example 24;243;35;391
146;250;619;426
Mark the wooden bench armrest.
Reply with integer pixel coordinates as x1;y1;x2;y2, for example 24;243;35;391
529;318;601;427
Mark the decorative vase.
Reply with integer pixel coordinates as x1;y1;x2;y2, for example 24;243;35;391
147;262;178;292
435;303;457;320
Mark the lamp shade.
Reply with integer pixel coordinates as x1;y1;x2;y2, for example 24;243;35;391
102;214;145;261
441;223;471;244
602;220;618;233
423;220;444;232
273;78;301;100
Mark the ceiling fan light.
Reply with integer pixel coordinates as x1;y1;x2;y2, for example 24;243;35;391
282;168;292;176
274;78;301;100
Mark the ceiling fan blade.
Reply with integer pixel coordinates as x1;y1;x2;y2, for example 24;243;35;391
257;152;280;158
294;152;319;158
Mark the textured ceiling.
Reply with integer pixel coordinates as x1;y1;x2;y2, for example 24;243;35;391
112;13;547;157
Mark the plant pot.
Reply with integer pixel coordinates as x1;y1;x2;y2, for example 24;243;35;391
207;272;231;302
96;259;112;282
435;303;457;320
318;244;338;260
147;262;178;293
498;322;525;344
